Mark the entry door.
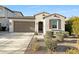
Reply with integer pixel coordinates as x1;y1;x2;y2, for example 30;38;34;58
38;22;43;33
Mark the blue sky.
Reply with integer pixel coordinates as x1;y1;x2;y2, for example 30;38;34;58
4;5;79;17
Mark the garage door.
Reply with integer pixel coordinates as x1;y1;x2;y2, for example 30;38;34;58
14;21;35;32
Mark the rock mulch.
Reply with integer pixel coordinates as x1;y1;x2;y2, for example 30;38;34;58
24;35;79;54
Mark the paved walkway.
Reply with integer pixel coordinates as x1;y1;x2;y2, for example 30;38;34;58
0;32;34;54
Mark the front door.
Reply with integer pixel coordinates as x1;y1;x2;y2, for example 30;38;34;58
38;22;43;33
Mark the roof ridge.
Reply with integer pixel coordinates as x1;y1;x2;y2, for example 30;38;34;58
34;12;50;16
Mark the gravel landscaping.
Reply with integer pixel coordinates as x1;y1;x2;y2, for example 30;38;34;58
25;35;79;54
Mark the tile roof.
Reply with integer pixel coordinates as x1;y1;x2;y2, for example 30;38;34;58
8;16;35;19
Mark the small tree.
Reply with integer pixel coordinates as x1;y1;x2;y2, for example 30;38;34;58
71;17;79;37
67;17;79;37
65;20;72;35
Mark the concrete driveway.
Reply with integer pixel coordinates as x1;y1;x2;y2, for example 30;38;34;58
0;32;34;54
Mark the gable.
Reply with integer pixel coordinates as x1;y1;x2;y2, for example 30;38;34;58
44;13;66;19
34;12;50;17
34;12;50;20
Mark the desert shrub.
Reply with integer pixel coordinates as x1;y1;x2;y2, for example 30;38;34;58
33;37;38;42
34;37;40;42
31;42;40;52
34;32;38;35
45;31;53;38
65;48;79;54
31;37;40;52
64;31;69;38
56;31;64;42
44;36;57;53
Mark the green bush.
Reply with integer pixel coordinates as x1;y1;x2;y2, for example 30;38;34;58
33;37;40;42
64;31;69;37
34;32;38;35
31;37;40;52
56;32;64;42
65;48;79;54
45;31;53;38
65;21;72;35
31;42;40;52
33;37;38;42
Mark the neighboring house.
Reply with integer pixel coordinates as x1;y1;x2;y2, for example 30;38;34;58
9;12;66;35
13;11;24;17
0;6;23;30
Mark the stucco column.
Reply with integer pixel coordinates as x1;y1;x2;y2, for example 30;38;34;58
57;20;59;30
9;19;14;32
43;20;46;35
35;21;38;33
61;19;65;31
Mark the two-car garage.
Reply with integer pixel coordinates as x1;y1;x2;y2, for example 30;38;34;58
14;21;35;32
9;17;35;32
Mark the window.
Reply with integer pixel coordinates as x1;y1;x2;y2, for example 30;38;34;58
49;19;58;29
51;19;57;28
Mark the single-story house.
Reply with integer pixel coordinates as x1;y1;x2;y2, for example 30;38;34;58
9;12;66;35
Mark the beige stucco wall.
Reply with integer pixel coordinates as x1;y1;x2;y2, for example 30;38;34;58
35;13;49;34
